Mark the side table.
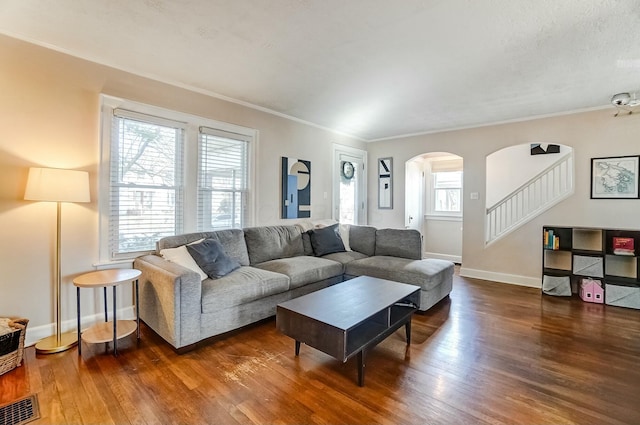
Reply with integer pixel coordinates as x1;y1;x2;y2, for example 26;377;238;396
73;269;141;356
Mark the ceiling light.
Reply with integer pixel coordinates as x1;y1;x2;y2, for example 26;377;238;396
611;92;640;116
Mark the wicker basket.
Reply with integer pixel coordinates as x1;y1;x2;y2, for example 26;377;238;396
0;318;29;376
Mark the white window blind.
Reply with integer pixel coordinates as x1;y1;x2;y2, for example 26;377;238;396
109;109;184;258
198;127;250;231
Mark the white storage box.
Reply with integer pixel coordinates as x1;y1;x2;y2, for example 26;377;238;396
542;275;571;296
605;283;640;309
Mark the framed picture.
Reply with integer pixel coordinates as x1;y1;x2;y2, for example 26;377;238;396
378;157;393;209
590;155;640;199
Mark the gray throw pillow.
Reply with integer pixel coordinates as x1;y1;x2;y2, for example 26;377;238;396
308;223;346;256
186;238;241;279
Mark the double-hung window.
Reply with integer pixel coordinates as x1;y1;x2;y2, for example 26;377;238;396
100;96;255;262
109;109;184;259
428;158;463;217
198;127;249;231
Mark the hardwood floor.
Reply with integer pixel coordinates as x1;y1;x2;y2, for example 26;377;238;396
2;273;640;424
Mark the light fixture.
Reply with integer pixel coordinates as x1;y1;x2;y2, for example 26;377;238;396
611;92;640;116
24;167;90;354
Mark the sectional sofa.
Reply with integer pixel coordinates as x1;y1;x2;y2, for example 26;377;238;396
133;223;454;351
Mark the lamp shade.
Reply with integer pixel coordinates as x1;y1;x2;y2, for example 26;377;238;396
24;167;90;203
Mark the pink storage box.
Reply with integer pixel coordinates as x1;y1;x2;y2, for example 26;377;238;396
579;278;604;304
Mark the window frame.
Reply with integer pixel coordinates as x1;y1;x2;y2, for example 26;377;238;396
98;95;257;264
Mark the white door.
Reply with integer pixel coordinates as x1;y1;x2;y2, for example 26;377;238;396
405;160;423;231
333;145;367;225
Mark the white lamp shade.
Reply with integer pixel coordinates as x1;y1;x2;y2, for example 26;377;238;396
24;167;90;203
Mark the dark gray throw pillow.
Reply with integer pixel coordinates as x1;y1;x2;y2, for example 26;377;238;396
308;223;346;256
186;238;241;279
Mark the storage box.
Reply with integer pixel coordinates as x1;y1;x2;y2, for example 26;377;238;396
572;255;604;278
579;278;604;303
0;318;29;376
605;284;640;309
542;275;571;296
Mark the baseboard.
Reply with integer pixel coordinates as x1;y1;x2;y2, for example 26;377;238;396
459;267;541;288
24;306;136;347
424;252;462;263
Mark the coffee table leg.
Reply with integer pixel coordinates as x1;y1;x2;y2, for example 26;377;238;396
295;340;301;356
357;351;365;387
405;318;412;345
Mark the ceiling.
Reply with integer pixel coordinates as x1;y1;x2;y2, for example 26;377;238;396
1;0;639;141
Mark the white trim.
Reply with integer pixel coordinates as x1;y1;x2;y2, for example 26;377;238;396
459;267;541;288
424;214;462;222
24;306;136;347
423;252;461;263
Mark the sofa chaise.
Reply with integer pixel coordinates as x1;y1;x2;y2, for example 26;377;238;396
134;223;453;351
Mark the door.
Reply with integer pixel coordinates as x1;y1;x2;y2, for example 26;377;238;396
333;145;367;225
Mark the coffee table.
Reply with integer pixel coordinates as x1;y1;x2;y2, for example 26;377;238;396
276;276;420;386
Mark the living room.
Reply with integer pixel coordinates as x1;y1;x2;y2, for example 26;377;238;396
1;2;640;424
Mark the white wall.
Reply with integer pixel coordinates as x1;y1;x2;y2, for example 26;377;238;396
486;143;572;207
367;109;640;287
0;35;364;344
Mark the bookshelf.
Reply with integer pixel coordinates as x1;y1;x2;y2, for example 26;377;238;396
542;226;640;309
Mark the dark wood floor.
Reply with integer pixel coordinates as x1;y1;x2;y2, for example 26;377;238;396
3;272;640;425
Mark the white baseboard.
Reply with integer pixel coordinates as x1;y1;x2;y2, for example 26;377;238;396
459;267;541;288
424;252;462;263
24;306;136;347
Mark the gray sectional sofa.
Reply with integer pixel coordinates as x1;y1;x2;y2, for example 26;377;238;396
133;224;453;351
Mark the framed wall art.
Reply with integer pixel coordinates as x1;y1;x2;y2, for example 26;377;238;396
590;155;639;199
281;157;311;218
378;157;393;209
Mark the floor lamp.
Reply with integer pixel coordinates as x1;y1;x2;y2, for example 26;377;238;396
25;167;90;354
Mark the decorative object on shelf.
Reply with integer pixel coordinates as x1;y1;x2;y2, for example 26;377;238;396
24;167;90;354
281;157;311;219
341;161;355;180
613;237;635;255
378;157;393;209
530;143;560;155
579;278;604;304
590;155;639;199
611;92;640;116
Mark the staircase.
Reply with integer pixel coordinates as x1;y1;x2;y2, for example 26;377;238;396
485;152;573;245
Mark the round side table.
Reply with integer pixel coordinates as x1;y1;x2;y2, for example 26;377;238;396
73;269;141;356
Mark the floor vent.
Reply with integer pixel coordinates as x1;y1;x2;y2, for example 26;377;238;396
0;395;40;425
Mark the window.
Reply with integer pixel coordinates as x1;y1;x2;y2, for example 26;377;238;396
433;171;462;213
108;110;184;258
198;127;249;230
427;157;463;217
100;96;255;261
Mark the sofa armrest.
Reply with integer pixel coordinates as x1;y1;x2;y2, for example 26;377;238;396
374;228;422;260
134;255;202;349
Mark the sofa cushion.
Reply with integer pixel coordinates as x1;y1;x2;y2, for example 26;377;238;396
375;228;422;260
349;225;377;256
187;239;241;279
201;266;290;313
308;223;346;256
244;225;304;265
321;250;368;265
254;256;343;289
157;229;250;266
345;256;454;291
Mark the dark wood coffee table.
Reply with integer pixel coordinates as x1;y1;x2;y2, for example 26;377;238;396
276;276;420;386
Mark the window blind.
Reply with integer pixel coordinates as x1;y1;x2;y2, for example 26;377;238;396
109;112;184;258
197;127;249;231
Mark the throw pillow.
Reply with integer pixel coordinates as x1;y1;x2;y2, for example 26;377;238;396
338;223;352;251
186;238;241;279
308;223;346;256
160;245;208;281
